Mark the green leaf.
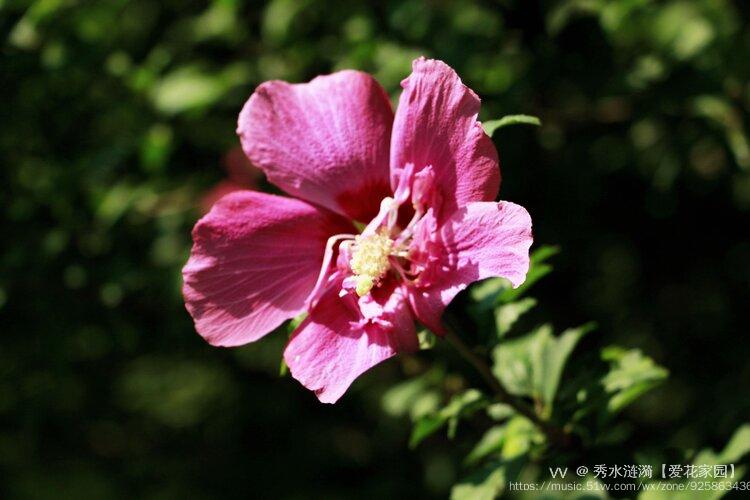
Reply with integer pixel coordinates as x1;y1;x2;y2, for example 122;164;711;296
601;346;668;416
470;277;510;309
529;245;561;263
533;323;596;414
470;245;559;322
382;371;440;420
409;414;446;449
492;322;593;415
691;423;750;468
464;426;506;466
483;115;542;136
486;403;515;421
451;461;506;500
498;246;560;304
717;424;750;463
411;392;442;421
691;95;750;170
639;424;750;500
262;0;312;44
409;389;488;448
495;297;537;338
382;376;429;418
149;63;250;115
501;416;543;459
492;328;538;398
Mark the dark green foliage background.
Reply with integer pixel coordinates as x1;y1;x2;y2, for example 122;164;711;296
1;0;749;498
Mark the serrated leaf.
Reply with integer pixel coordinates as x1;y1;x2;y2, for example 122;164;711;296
601;347;668;416
493;323;594;417
409;389;488;448
533;323;596;414
483;115;542;136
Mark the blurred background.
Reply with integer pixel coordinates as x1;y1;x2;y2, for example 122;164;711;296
2;0;749;498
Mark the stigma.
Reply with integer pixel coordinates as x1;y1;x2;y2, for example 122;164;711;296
349;231;394;296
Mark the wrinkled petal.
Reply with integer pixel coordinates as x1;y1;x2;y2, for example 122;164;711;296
391;57;500;219
408;201;532;333
285;280;417;403
238;70;394;222
183;191;354;347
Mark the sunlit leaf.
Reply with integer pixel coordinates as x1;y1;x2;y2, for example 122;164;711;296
470;246;559;318
493;322;594;417
495;297;537;338
486;403;515;421
498;246;560;304
501;416;543;459
716;424;750;464
150;63;250;115
533;323;596;414
409;389;488;448
262;0;312;45
640;423;750;500
601;346;668;415
410;414;446;449
382;369;441;420
492;328;537;398
451;461;506;500
464;426;505;466
483;115;542;136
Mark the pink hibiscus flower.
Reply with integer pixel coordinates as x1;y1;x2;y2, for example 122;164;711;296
182;57;533;403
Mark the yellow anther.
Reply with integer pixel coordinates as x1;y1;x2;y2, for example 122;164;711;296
354;275;374;297
349;232;393;296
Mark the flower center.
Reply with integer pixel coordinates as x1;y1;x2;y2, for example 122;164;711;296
349;231;394;296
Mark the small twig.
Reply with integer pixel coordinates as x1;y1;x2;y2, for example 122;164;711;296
443;316;571;448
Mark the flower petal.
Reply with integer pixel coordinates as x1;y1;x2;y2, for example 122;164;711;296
391;57;500;219
238;70;394;222
408;201;533;333
284;281;417;403
183;191;354;347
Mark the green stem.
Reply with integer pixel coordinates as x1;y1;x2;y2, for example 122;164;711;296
442;316;571;448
